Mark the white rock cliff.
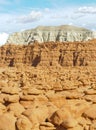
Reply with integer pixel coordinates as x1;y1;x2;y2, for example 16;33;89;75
6;25;96;44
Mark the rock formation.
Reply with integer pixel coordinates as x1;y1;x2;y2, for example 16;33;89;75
0;39;96;130
6;25;95;45
0;63;96;130
1;40;96;67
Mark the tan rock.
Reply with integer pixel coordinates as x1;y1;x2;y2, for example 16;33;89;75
77;116;91;126
20;94;35;101
61;90;84;99
0;112;16;130
56;125;66;130
50;107;72;125
67;124;83;130
46;102;58;120
1;86;19;94
0;80;8;89
40;122;56;130
0;93;19;103
20;101;33;108
84;95;96;103
7;102;25;117
52;81;62;91
35;95;48;104
4;94;20;103
0;103;6;114
40;122;55;127
16;115;32;130
27;88;42;95
23;105;49;125
66;99;90;118
91;120;96;129
83;104;96;119
0;94;6;103
84;89;96;95
46;93;66;108
84;125;90;130
61;117;78;128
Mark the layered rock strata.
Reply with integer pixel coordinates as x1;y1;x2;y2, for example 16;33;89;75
1;40;96;67
6;25;95;45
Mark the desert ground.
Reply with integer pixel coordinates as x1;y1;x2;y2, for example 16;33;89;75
0;40;96;130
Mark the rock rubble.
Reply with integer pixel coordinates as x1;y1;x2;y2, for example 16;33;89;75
0;65;95;130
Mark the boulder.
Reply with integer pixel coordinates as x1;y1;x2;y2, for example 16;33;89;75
1;86;19;95
67;124;83;130
27;88;42;95
7;103;25;117
61;117;78;128
83;104;96;119
65;99;90;118
4;94;20;103
23;105;49;125
16;115;32;130
40;122;56;130
50;107;72;125
0;112;16;130
46;93;66;108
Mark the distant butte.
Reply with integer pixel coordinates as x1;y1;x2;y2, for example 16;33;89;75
6;25;96;45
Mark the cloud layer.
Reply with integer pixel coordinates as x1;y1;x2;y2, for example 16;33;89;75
16;11;42;24
0;33;9;45
1;5;96;33
77;6;96;14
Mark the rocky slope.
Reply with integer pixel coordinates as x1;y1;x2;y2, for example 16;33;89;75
0;40;96;130
0;65;96;130
6;25;95;44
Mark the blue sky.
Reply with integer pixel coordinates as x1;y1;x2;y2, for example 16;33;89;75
0;0;96;44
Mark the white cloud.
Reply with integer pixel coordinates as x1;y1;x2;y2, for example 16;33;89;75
0;33;9;45
44;8;50;12
16;11;43;24
51;13;66;19
1;7;96;33
68;22;73;25
77;6;96;14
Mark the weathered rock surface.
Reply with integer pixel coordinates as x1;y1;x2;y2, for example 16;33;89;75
0;40;96;130
0;113;16;130
16;115;32;130
6;25;95;45
0;65;95;130
1;39;96;67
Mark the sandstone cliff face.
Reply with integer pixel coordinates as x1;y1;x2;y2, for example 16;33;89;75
1;40;96;67
6;25;95;45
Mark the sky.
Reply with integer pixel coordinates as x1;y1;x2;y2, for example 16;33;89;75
0;0;96;45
